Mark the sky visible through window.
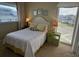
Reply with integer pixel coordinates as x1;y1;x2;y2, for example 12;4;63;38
0;5;16;11
59;7;78;15
0;4;17;22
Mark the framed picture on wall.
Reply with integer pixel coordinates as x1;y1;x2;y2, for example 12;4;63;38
37;8;42;15
32;8;48;16
33;9;37;16
43;9;48;16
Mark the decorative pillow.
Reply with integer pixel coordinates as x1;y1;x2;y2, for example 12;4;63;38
36;24;46;31
29;23;37;31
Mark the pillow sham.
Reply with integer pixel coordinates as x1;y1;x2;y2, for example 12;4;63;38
36;24;46;31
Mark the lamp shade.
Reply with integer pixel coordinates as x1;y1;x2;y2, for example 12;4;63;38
26;18;30;22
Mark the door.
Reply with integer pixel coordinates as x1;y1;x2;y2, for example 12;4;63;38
57;7;78;45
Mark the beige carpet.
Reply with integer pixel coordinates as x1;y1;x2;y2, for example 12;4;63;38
0;42;75;57
35;43;75;57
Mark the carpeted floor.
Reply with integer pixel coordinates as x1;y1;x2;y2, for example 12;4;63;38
0;42;75;57
36;43;75;57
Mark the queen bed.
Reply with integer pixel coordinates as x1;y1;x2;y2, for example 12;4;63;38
3;16;48;57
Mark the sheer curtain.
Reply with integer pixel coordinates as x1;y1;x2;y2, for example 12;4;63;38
16;2;26;29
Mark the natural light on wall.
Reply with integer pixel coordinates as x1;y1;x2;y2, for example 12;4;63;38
0;4;18;22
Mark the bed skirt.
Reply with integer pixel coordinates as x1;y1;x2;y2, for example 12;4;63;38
4;43;24;56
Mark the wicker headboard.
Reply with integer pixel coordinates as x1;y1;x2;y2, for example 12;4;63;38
32;16;49;25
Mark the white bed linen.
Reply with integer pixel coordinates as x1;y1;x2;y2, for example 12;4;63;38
3;28;46;57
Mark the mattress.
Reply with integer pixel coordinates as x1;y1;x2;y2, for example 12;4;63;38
3;28;46;57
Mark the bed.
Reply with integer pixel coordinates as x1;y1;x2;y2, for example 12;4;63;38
3;16;49;57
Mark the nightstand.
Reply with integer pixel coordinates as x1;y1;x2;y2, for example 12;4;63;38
47;31;61;46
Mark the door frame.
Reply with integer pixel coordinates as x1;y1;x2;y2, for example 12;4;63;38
72;7;79;53
71;7;79;46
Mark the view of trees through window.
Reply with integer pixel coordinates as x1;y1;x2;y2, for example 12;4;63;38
58;7;78;44
58;7;78;26
0;4;18;22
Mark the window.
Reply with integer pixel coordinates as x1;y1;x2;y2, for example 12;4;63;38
0;3;18;22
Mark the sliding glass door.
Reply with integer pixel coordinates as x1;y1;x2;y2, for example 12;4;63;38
57;7;78;45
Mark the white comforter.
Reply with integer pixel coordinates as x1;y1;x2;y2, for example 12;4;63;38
3;28;46;57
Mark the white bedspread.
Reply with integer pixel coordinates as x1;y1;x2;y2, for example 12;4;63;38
3;28;46;57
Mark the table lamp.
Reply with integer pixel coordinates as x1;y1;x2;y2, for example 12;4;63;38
26;18;30;27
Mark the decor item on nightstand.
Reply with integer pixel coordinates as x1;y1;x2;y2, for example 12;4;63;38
51;18;58;32
47;31;61;46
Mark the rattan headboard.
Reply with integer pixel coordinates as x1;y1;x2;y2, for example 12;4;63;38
32;16;49;25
